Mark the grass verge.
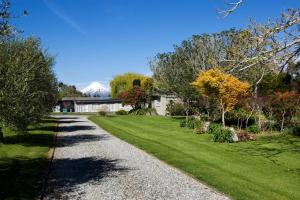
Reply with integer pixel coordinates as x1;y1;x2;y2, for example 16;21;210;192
0;118;57;199
90;115;300;200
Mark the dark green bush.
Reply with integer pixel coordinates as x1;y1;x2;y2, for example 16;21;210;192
212;127;234;143
115;110;128;115
180;120;187;127
207;123;223;134
246;125;261;134
285;125;300;136
129;108;157;115
98;111;107;116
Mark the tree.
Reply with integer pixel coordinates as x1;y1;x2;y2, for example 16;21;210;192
270;91;300;132
58;82;83;99
110;73;147;98
141;77;154;107
151;29;242;117
192;69;250;126
119;86;146;110
0;37;58;135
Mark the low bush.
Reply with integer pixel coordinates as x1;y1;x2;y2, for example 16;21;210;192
180;117;197;129
98;111;107;116
115;110;128;115
166;102;186;116
212;127;234;143
194;120;205;134
207;123;223;134
284;125;300;136
129;108;157;115
246;125;261;134
180;117;205;134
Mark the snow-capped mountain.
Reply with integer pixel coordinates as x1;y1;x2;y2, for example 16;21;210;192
81;82;110;97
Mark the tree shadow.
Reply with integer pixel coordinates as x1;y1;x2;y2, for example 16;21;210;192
58;120;86;124
45;157;130;199
0;157;48;199
52;117;79;120
56;134;110;147
230;135;300;169
59;125;96;132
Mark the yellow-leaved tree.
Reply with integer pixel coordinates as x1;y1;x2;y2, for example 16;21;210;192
192;68;250;126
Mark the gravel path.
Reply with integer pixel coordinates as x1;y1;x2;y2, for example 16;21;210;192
45;115;230;200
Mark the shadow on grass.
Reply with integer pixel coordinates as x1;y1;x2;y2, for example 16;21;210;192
0;157;48;199
45;157;130;199
231;135;300;169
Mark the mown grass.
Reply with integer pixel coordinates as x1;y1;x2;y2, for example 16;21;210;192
0;118;57;199
90;115;300;200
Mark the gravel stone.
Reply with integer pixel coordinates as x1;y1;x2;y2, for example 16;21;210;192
45;115;230;200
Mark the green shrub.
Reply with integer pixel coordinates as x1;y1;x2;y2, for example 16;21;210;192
166;101;186;116
194;120;205;134
98;111;107;116
246;125;261;134
212;128;234;143
285;125;300;136
207;123;222;134
115;110;128;115
130;108;157;115
180;120;187;127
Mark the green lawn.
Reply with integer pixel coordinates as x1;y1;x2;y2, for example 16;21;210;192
0;118;57;199
90;115;300;200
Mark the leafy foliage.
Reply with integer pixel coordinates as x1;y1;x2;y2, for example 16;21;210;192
246;125;261;134
166;101;186;116
119;86;147;109
192;68;250;126
115;110;128;115
0;38;58;132
207;123;223;134
57;82;83;99
270;91;300;132
110;73;147;98
212;127;233;143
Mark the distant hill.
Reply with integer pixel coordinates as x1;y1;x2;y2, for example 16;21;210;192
81;82;110;97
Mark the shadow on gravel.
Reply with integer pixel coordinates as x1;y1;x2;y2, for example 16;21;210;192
56;134;110;147
53;117;79;120
46;157;130;198
58;120;85;124
59;125;96;132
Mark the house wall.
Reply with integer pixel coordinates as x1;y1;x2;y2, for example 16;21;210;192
152;95;180;115
74;102;131;113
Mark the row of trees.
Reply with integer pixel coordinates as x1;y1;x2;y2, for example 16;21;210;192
0;0;58;142
150;8;300;132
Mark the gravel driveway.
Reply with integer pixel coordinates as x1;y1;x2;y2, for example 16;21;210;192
45;115;229;200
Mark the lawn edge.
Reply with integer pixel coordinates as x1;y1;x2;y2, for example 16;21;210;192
39;117;59;200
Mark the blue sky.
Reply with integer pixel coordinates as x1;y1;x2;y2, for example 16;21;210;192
12;0;299;89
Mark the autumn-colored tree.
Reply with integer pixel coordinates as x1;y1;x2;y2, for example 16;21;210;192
119;86;147;110
192;68;250;126
270;91;300;132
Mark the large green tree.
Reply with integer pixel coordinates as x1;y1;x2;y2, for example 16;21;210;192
110;73;147;98
150;29;242;116
0;37;58;134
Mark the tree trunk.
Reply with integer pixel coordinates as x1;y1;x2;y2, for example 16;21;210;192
222;109;226;127
280;111;286;132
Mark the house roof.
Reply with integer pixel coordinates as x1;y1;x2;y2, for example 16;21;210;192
61;97;122;104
